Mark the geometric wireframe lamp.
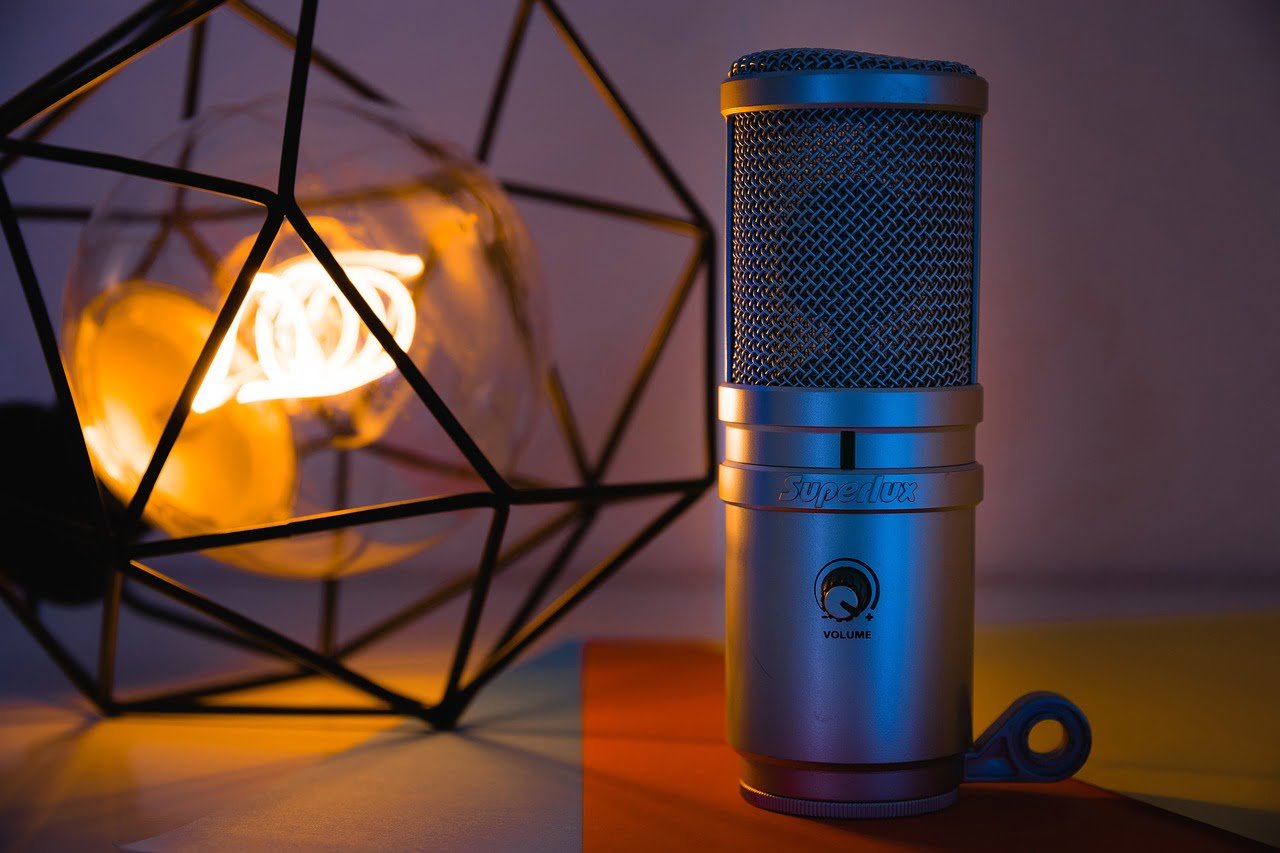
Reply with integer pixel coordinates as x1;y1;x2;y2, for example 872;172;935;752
66;95;546;580
0;0;714;729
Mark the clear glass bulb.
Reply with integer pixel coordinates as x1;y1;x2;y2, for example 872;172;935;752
62;97;548;578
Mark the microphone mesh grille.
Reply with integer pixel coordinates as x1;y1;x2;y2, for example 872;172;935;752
728;47;975;78
729;106;978;388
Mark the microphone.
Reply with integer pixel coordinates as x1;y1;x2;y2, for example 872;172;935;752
719;47;1088;818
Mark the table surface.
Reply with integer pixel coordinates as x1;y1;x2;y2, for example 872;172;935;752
1;571;1277;850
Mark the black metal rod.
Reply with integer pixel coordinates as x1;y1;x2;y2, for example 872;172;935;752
460;488;704;712
0;98;86;174
475;0;534;163
125;211;283;524
122;584;277;655
335;504;579;659
122;560;433;720
181;19;208;120
229;0;392;104
175;218;221;274
276;0;316;196
544;365;593;484
593;238;706;480
8;204;94;221
319;578;340;655
0;0;226;136
504;181;700;236
129;490;498;559
0;577;106;713
128;196;179;282
11;179;702;234
439;504;509;718
0;0;174;128
128;478;698;561
288;206;510;495
0;179;114;532
0;137;276;207
118;667;308;707
122;504;584;709
509;477;704;505
490;505;597;653
95;570;124;708
361;442;553;491
322;447;350;654
535;0;712;230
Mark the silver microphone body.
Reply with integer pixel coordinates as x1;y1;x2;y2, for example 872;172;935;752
719;48;989;818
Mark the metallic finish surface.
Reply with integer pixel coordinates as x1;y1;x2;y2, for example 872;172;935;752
720;45;987;813
725;504;975;765
721;71;988;116
740;784;958;818
854;429;975;470
719;462;983;513
723;425;975;469
719;384;982;429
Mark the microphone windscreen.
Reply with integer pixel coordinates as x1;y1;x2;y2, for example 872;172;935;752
726;48;980;389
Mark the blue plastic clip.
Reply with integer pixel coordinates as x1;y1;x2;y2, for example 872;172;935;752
964;691;1092;783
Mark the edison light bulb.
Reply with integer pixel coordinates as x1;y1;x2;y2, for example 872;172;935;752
62;98;547;578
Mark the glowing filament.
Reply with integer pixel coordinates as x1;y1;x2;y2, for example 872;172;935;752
193;249;424;414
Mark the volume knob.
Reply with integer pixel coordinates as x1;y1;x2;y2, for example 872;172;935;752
820;567;872;622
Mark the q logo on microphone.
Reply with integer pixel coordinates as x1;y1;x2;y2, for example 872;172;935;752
814;558;880;622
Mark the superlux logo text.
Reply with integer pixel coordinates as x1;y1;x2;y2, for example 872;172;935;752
777;474;918;508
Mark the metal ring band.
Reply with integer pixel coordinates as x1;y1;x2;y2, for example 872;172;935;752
740;783;958;818
719;384;983;430
723;424;975;469
721;70;989;116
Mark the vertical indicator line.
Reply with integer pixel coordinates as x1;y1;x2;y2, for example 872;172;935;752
839;431;857;470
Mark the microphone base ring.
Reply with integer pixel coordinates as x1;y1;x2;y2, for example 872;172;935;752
738;754;962;818
740;783;958;819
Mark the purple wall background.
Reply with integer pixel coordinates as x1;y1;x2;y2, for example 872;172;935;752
1;0;1277;617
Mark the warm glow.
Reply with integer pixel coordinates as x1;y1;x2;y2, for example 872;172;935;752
193;249;425;414
72;282;298;536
